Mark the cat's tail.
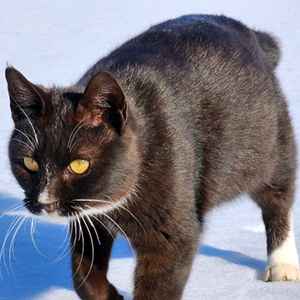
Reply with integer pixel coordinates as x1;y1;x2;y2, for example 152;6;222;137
254;31;281;68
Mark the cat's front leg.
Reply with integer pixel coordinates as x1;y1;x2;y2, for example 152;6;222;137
133;230;200;300
70;218;123;300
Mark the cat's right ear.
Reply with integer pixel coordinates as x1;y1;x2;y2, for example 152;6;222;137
77;71;127;134
5;67;46;123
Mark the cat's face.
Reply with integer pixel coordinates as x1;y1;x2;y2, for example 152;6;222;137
6;67;139;220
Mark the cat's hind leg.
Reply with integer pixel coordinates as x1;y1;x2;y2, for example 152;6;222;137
252;181;300;281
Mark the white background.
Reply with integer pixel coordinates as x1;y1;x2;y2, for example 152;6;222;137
0;0;300;299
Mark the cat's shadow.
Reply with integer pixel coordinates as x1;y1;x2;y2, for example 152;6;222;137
0;196;266;300
0;196;75;299
199;245;266;280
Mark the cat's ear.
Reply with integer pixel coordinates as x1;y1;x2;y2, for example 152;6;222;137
77;72;127;134
5;67;46;123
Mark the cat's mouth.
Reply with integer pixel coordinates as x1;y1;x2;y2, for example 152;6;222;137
40;202;60;214
35;198;116;219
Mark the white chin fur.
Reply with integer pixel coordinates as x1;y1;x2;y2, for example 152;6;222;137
39;210;69;225
265;211;300;281
71;197;128;220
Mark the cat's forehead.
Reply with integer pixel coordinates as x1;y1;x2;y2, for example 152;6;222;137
49;88;82;114
41;88;83;128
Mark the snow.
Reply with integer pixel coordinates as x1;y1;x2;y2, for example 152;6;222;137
1;0;300;299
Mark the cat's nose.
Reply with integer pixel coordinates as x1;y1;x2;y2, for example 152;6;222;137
41;202;58;213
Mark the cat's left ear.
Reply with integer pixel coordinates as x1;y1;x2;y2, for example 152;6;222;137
77;72;127;134
5;67;46;123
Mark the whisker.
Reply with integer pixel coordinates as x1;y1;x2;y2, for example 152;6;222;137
85;205;135;256
9;92;39;146
106;195;146;234
51;223;71;264
14;128;35;150
0;204;25;221
9;213;29;273
69;138;84;152
12;212;30;261
0;214;24;275
69;216;78;253
0;194;17;201
73;214;79;243
88;214;116;242
73;198;146;234
30;217;49;259
68;119;86;150
75;208;95;291
56;223;70;252
11;138;34;152
80;209;101;245
71;211;85;281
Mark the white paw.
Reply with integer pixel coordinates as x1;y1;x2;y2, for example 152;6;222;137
265;264;300;281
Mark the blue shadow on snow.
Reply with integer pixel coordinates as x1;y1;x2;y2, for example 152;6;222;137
0;195;266;300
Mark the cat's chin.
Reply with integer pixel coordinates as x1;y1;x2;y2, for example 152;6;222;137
39;210;69;225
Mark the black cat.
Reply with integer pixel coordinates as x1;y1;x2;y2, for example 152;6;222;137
6;14;299;300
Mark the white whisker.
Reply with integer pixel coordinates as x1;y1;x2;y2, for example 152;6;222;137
72;212;85;281
14;128;36;150
0;214;24;274
9;92;39;146
9;213;29;272
30;217;49;259
11;138;34;152
69;138;84;152
85;205;134;256
68;119;86;150
73;198;146;234
0;204;25;221
69;216;78;253
89;214;116;242
52;223;71;264
75;208;95;291
81;209;101;245
106;195;146;234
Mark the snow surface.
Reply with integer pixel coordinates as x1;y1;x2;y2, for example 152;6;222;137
0;0;300;299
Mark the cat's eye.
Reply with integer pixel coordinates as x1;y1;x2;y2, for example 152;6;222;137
69;159;90;174
23;157;39;172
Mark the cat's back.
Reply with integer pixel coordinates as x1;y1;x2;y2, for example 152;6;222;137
139;14;256;55
79;14;271;85
75;14;290;208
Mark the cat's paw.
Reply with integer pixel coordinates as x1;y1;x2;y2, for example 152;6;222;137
265;264;300;281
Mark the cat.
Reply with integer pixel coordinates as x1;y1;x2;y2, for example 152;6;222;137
5;14;300;300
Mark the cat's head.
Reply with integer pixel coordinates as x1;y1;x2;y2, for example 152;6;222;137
5;67;140;220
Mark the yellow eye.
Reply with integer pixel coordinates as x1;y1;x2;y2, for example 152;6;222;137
23;157;39;172
69;159;90;174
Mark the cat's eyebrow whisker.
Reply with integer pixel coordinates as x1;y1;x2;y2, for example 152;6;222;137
85;205;135;256
69;137;84;152
9;92;39;146
11;138;35;152
14;128;36;150
75;207;95;291
68;119;86;151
